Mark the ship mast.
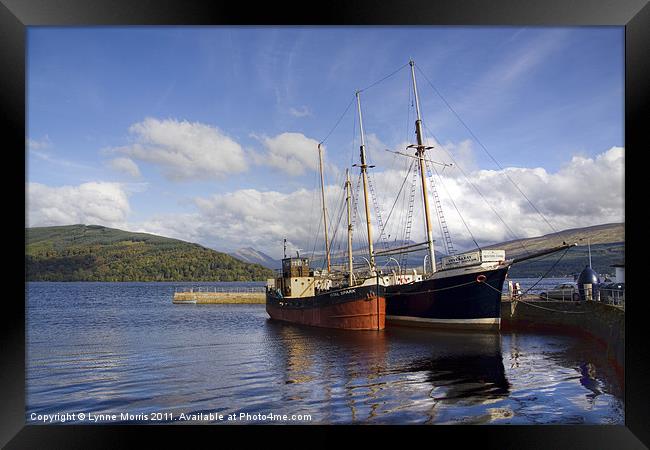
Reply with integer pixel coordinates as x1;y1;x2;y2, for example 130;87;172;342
355;91;376;271
409;59;437;273
317;143;331;273
345;168;354;285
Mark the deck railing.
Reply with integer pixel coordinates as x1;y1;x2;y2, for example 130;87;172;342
174;286;266;293
503;285;625;310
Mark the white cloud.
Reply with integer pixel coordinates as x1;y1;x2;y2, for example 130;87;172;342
27;182;131;229
370;146;624;249
107;157;141;178
128;146;623;259
289;106;311;117
363;134;477;178
132;184;346;258
429;138;478;175
131;213;204;245
252;132;322;176
113;118;248;181
76;146;623;261
194;187;335;252
362;133;396;168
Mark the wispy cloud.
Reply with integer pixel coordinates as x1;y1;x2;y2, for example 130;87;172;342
27;135;95;171
26;135;51;151
289;106;311;117
426;29;571;119
482;29;570;86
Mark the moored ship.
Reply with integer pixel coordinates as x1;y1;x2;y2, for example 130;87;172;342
266;256;385;330
380;60;574;331
265;125;388;330
266;59;575;332
385;250;509;330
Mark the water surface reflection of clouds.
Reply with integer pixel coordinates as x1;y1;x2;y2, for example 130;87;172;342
27;283;624;424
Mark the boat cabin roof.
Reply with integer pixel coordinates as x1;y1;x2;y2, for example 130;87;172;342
282;257;310;266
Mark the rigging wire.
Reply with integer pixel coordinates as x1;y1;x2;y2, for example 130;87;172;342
327;182;349;256
425;153;481;250
312;62;432;271
515;246;572;297
319;96;355;145
415;63;560;236
358;62;410;94
311;205;323;264
306;165;320;260
319;62;410;146
423;157;453;255
377;159;415;243
422;121;531;256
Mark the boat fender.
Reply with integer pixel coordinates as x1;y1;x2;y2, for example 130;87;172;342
476;274;487;283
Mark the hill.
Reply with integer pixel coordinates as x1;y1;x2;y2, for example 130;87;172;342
484;222;623;257
230;247;280;269
485;223;624;278
26;225;275;282
304;223;624;277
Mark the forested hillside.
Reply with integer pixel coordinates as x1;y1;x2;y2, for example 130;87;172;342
26;225;275;282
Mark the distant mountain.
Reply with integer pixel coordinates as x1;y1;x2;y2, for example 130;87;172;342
230;247;280;269
26;224;275;282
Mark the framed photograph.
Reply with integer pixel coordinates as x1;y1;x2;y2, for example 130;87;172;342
4;0;648;447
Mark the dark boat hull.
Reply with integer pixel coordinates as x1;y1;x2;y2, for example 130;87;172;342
266;283;385;330
385;265;509;331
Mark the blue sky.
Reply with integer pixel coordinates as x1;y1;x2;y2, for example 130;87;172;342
26;27;624;259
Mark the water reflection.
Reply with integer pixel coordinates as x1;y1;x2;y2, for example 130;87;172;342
263;321;390;422
26;283;624;425
501;331;624;424
386;328;509;398
263;322;510;423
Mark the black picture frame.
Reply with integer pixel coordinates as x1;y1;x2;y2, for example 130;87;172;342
4;0;648;447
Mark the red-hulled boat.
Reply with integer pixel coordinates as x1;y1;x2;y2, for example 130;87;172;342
265;95;387;330
266;257;385;330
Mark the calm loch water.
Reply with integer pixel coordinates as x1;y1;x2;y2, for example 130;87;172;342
26;282;623;425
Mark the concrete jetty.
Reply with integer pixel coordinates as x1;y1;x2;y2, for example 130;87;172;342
173;288;265;304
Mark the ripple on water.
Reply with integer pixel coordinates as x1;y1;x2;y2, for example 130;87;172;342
26;282;624;424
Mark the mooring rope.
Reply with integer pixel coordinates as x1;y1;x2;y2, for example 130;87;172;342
517;246;572;296
480;281;587;314
515;300;587;314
